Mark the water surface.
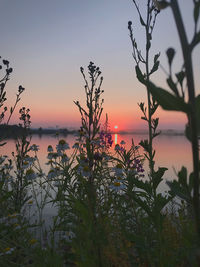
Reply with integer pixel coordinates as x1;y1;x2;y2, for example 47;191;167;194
0;133;193;224
1;133;192;185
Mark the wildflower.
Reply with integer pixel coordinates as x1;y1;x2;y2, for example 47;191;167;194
72;142;79;148
22;157;35;170
4;162;13;171
62;231;75;242
129;157;145;177
47;152;58;160
0;247;15;256
8;213;20;219
78;164;90;177
134;159;140;164
29;239;37;245
47;167;61;179
90;139;100;146
47;153;53;160
24;155;36;164
30;144;39;151
99;130;113;148
47;169;57;179
61;154;69;164
110;180;126;191
28;200;33;204
113;163;124;177
47;145;53;152
106;133;113;147
82;165;90;177
120;140;126;145
83;165;89;172
13;223;21;230
56;139;70;152
114;181;121;187
134;159;144;173
52;152;60;158
115;144;124;152
22;160;31;169
26;168;36;180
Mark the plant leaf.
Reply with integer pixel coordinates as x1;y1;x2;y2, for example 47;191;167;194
167;77;179;96
150;60;159;75
135;65;145;84
148;81;190;113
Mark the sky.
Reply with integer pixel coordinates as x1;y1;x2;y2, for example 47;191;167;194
0;0;199;131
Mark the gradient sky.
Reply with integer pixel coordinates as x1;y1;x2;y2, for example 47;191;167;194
0;0;199;130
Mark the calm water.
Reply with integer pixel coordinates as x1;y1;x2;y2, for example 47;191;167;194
1;133;193;187
0;133;194;225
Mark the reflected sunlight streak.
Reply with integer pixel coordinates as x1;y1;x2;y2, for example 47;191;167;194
114;134;118;145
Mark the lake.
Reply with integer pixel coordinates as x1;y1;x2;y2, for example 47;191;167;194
0;132;194;233
1;133;193;189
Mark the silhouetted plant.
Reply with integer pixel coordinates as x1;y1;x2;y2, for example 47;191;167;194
0;58;25;126
74;62;104;179
128;1;172;264
11;107;32;212
50;62;144;265
71;62;109;265
0;57;25;149
145;0;200;246
128;1;160;175
1;2;200;264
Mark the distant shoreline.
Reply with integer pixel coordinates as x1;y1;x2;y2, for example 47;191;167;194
30;127;76;136
0;124;76;139
113;130;185;136
0;124;186;139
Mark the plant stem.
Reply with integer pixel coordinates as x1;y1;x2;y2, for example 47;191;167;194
145;0;155;181
171;0;200;240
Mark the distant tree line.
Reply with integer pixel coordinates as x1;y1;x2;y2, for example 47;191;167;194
0;124;76;139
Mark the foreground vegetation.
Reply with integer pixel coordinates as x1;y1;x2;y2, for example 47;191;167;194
0;0;200;266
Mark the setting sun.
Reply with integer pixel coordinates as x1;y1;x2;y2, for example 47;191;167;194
114;125;118;129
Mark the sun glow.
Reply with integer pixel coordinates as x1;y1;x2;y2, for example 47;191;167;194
114;125;118;130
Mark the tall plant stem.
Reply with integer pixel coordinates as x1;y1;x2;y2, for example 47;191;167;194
146;0;154;179
171;0;200;240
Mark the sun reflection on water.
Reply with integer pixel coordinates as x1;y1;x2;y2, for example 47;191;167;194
114;134;118;145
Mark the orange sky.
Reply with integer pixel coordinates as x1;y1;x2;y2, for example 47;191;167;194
1;1;199;131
